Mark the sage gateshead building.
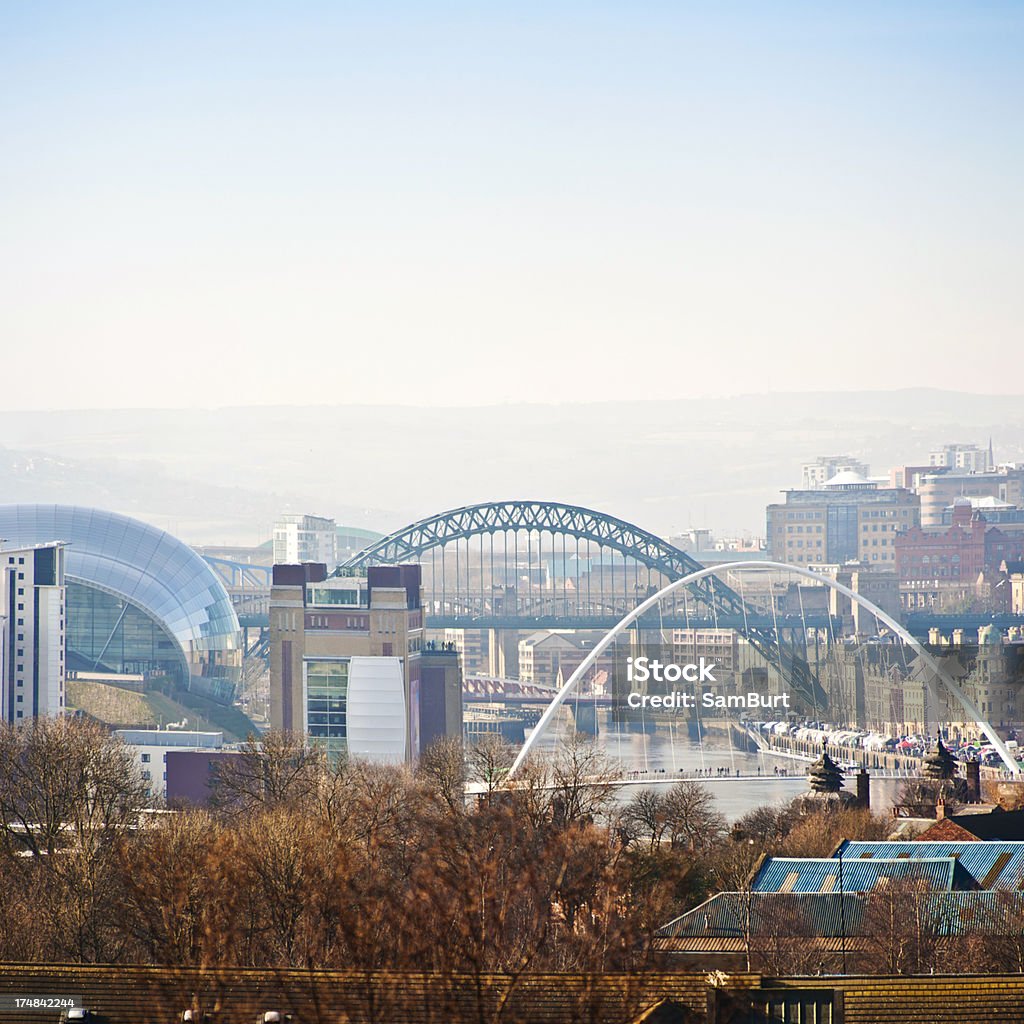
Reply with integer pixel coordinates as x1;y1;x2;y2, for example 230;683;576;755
0;505;241;699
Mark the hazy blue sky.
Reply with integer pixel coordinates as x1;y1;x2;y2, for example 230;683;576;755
1;2;1021;410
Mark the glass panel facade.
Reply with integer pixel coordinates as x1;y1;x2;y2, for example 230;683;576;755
66;581;187;681
305;658;348;760
0;505;240;688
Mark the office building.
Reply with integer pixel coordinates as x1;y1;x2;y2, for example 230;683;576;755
0;542;66;722
270;563;461;763
273;513;337;566
517;630;615;689
916;467;1024;526
895;500;1024;611
766;472;919;568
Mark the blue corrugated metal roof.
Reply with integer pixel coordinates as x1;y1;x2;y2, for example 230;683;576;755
752;856;955;893
836;841;1024;890
657;890;1024;941
658;892;865;938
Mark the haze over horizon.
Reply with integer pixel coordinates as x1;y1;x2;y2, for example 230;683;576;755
4;384;1024;415
2;389;1023;547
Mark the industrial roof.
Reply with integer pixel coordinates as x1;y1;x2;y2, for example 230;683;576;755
751;857;956;894
836;841;1024;890
658;890;1024;943
659;892;864;940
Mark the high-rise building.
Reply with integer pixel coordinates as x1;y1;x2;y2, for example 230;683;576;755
928;442;994;473
273;513;337;566
801;456;870;491
1;542;66;723
767;471;919;568
270;563;461;763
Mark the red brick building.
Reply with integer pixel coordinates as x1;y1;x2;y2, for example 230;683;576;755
895;501;1024;610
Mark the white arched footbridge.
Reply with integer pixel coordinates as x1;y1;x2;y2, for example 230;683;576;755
507;560;1019;778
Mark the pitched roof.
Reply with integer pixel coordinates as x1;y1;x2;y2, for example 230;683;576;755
837;840;1024;889
751;856;955;893
913;818;980;843
947;809;1024;841
657;890;1024;948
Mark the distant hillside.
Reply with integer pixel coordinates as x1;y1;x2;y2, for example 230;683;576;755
3;390;1022;543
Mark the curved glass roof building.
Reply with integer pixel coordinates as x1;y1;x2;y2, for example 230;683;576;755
0;505;241;691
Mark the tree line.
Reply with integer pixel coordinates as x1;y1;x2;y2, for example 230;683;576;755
0;717;1020;978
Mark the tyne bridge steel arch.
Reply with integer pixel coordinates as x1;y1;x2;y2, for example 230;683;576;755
507;560;1020;778
342;501;827;706
341;500;711;582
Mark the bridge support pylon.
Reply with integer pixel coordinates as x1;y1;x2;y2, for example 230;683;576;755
571;702;599;737
491;629;520;679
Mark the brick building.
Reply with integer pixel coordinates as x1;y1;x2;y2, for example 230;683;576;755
270;563;462;763
895;501;1024;611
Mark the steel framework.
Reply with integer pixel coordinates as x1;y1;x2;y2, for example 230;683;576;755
340;499;749;609
342;500;828;706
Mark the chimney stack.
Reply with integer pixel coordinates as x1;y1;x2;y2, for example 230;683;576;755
856;768;870;809
966;760;981;803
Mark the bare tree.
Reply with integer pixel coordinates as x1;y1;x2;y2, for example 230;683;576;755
118;809;222;964
620;780;724;852
779;804;890;858
662;780;726;851
209;730;328;814
860;878;946;974
0;717;148;961
547;732;620;828
731;804;794;849
467;734;516;795
620;788;671;849
418;736;467;814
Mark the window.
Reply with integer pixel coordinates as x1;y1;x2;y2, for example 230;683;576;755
305;660;349;761
141;753;151;763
